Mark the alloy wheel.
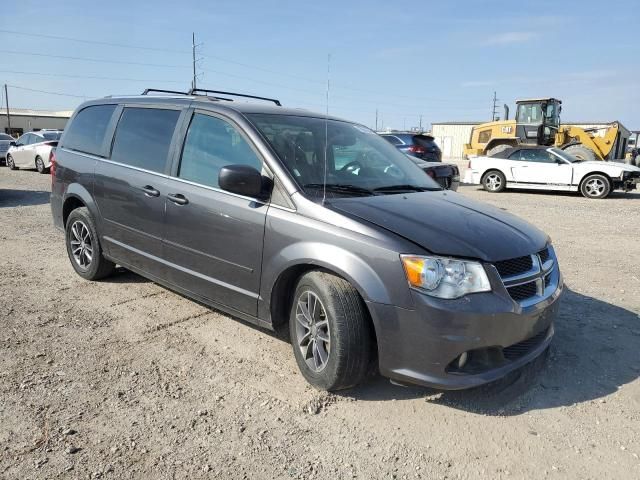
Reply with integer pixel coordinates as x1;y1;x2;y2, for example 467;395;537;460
69;220;93;269
294;291;331;372
485;173;502;191
584;178;605;197
36;157;45;173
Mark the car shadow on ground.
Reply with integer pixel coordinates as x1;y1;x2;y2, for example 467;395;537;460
464;185;640;200
105;269;638;415
0;189;50;208
342;288;639;415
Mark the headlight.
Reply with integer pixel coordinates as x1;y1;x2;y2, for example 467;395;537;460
400;255;491;299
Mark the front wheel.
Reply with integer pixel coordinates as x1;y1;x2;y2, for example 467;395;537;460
580;174;611;199
65;207;115;280
482;170;506;192
289;271;374;391
6;155;16;170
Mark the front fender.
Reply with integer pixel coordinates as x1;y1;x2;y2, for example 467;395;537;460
266;241;393;305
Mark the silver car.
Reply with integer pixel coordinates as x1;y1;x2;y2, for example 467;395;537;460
6;130;63;173
0;133;13;165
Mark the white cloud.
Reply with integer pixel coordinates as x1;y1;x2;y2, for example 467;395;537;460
482;32;538;46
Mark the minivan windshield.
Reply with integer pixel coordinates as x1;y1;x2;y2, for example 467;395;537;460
247;114;441;197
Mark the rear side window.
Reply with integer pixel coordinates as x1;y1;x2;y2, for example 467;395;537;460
111;107;180;173
382;135;402;145
63;104;116;156
177;113;262;188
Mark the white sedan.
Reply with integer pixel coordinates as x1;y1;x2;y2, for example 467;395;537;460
464;146;640;199
6;130;63;174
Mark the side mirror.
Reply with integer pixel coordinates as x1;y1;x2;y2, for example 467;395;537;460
10;141;16;147
218;165;269;199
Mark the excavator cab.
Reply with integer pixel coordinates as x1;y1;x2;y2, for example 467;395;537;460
514;98;561;146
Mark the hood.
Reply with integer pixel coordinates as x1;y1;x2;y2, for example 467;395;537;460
328;191;548;262
577;161;640;173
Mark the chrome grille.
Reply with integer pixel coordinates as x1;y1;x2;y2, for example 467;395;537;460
507;282;537;301
494;246;556;305
494;255;533;277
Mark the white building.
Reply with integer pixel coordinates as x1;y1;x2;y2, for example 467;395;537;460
1;108;72;137
431;121;630;159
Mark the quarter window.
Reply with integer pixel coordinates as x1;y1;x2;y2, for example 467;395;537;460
382;135;403;145
177;113;262;188
63;104;116;156
111;107;180;173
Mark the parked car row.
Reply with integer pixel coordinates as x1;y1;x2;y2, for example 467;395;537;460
50;89;562;392
464;146;640;199
4;129;63;173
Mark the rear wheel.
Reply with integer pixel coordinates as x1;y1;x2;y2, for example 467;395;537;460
564;144;597;162
65;207;115;280
482;170;506;193
580;174;611;199
289;271;373;391
6;154;16;170
35;156;47;174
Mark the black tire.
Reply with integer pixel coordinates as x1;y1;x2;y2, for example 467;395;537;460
65;207;115;280
35;156;48;174
289;271;373;391
579;173;611;199
6;154;16;170
564;144;597;162
481;170;506;193
486;144;512;157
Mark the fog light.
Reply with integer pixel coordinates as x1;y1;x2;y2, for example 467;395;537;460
457;352;468;369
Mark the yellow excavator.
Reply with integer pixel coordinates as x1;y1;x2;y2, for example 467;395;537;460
463;98;630;161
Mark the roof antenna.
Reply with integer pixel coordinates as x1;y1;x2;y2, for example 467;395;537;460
322;53;331;205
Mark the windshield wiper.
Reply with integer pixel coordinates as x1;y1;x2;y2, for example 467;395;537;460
302;183;376;195
373;184;441;192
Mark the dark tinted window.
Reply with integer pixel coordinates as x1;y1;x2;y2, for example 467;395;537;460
178;113;262;188
42;131;62;141
0;133;13;141
111;107;180;173
382;135;402;145
63;104;116;156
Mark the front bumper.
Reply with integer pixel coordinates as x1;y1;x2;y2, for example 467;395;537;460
367;276;563;390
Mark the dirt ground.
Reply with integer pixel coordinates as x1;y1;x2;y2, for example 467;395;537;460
1;166;639;480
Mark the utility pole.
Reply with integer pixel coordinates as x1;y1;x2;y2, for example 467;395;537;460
375;109;378;131
419;115;423;132
191;33;197;91
491;91;499;121
4;84;10;135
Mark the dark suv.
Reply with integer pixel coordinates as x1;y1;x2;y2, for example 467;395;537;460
51;89;563;391
380;132;442;162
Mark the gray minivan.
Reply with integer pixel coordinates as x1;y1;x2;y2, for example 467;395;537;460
51;89;563;391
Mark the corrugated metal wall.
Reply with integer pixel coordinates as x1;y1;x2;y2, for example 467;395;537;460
431;124;477;159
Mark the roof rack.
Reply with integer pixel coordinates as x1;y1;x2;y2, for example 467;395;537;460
188;88;281;106
141;88;190;96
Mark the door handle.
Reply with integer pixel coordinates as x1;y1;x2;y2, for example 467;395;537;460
141;185;160;197
167;193;189;206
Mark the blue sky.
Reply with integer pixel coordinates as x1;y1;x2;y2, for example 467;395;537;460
1;0;638;130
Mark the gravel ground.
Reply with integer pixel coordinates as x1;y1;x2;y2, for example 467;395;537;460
1;166;639;480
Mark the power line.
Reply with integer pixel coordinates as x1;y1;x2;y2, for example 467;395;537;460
0;69;185;84
6;85;88;99
0;49;190;69
0;29;479;105
0;29;190;54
